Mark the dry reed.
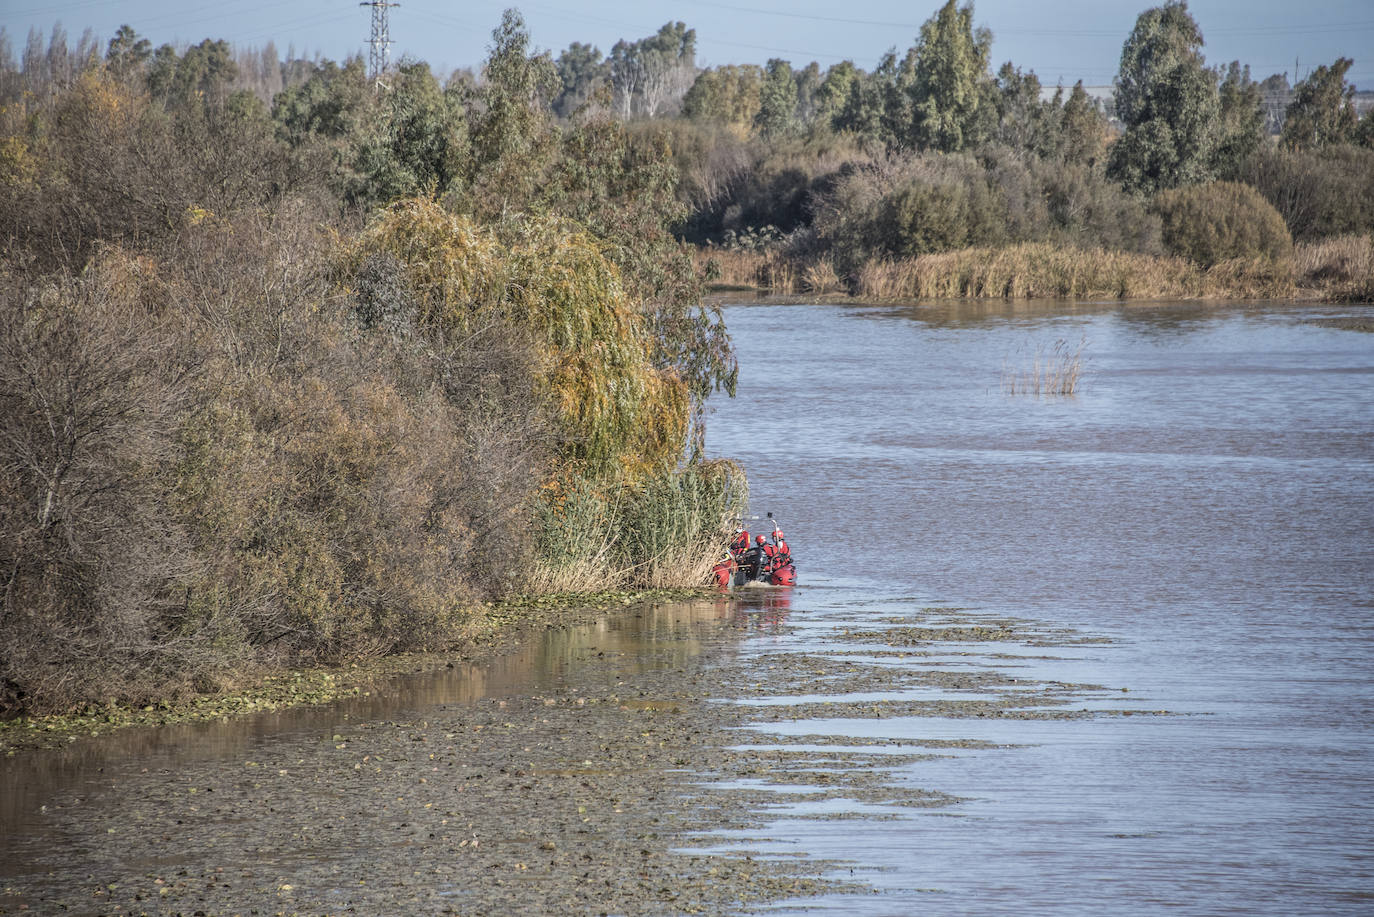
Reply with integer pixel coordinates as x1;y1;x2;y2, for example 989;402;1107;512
695;241;1338;302
1002;337;1088;396
1295;234;1374;302
855;244;1298;301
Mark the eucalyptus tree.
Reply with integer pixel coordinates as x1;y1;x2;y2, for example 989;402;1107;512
815;60;858;131
609;22;696;119
1108;0;1219;194
681;64;763;130
755;58;799;139
466;9;559;216
1213;61;1265;176
553;42;608;119
904;0;995;152
1281;58;1359;150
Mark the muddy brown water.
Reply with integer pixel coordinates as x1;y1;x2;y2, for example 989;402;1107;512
3;299;1373;915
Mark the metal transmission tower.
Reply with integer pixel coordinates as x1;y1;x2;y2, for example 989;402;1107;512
360;0;399;87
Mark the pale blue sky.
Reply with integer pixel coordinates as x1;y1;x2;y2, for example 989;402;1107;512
3;0;1371;88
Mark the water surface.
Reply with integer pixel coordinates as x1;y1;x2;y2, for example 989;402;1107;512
704;298;1374;915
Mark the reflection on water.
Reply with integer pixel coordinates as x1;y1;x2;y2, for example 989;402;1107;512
0;599;738;872
704;299;1374;915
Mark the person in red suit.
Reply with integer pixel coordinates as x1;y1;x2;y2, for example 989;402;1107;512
729;527;751;559
771;528;791;565
751;534;778;580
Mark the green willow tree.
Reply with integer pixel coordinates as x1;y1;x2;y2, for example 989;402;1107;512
1108;0;1219;194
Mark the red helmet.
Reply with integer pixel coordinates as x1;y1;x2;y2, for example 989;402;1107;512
773;530;784;539
755;535;766;545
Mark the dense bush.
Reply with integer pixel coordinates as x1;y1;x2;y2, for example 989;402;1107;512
0;207;558;713
1234;143;1374;242
1151;181;1293;266
0;17;739;715
808;150;1162;283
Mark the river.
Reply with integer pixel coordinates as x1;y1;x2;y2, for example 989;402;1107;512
2;298;1372;915
705;298;1374;915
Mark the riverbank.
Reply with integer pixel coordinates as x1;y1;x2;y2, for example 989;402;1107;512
0;589;709;756
697;234;1374;303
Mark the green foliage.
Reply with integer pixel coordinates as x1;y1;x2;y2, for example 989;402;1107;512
809;148;1160;281
904;0;995;152
147;38;238;110
348;198;689;480
1213;62;1265;176
834;52;898;144
1058;82;1108;166
878;169;1007;257
104;24;151;81
531;460;747;591
553;42;608;119
1108;1;1219;194
755;59;799;140
271;57;369;146
465;10;560;215
815;61;858;129
1151;181;1292;266
546;118;737;408
1237;143;1374;242
682;65;763;130
608;22;696;120
992;64;1053;157
1281;58;1358;150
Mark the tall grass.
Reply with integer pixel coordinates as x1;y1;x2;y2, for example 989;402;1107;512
528;460;748;593
1002;337;1088;396
1295;234;1374;302
697;242;1306;301
854;244;1295;301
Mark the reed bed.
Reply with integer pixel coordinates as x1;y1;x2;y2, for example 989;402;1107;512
696;242;1317;302
854;244;1296;301
1002;337;1088;396
1295;234;1374;303
528;460;748;592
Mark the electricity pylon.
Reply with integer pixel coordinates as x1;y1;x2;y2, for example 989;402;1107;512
361;0;399;87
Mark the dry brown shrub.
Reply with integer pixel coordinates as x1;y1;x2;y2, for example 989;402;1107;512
696;248;769;290
0;250;216;713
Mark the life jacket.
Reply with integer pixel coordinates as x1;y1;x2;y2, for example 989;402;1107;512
711;555;734;587
773;537;790;562
730;530;751;557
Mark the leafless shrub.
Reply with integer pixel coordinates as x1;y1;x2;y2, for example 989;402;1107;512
0;251;220;712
